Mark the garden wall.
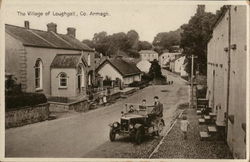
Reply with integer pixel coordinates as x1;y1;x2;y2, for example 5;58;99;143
5;103;49;128
49;99;89;112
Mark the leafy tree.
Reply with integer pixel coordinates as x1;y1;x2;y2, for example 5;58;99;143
153;28;181;51
82;39;95;48
180;5;218;75
138;41;152;50
92;31;110;56
127;30;139;50
148;59;163;79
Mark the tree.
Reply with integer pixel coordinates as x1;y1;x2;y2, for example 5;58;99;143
148;59;163;79
180;5;218;75
138;41;152;50
127;30;139;50
153;28;181;51
92;31;110;56
82;39;95;48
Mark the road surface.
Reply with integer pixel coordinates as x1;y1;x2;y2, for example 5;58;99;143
5;70;188;158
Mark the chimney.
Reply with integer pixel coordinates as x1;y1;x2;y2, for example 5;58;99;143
47;22;57;33
67;27;76;37
24;21;29;29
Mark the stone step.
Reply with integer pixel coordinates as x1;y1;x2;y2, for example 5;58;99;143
204;115;211;120
200;131;210;141
196;110;201;115
198;118;205;124
208;126;217;133
209;112;217;117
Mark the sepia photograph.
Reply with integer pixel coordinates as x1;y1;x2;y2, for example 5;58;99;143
1;0;248;161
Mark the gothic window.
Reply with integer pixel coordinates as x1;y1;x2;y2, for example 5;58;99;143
35;59;43;90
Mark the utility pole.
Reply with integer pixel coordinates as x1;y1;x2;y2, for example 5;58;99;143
189;54;197;109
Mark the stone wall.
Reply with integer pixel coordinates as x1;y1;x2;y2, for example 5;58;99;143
5;103;49;128
49;99;89;112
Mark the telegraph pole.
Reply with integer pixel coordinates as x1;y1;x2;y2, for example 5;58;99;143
189;54;197;109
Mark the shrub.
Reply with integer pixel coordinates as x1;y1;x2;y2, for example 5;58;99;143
6;93;47;111
128;80;149;88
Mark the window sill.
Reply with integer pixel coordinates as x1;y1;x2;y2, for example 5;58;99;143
35;88;43;92
59;87;68;89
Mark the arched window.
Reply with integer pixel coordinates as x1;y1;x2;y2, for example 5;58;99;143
59;72;68;88
35;59;43;90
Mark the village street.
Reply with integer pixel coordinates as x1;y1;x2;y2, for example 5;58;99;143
5;70;189;158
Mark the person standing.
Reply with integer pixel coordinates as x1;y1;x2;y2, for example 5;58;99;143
151;96;163;135
180;115;190;140
151;96;163;118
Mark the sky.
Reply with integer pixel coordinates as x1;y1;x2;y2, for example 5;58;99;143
3;0;224;43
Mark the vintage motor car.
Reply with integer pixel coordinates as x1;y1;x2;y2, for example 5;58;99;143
109;103;165;144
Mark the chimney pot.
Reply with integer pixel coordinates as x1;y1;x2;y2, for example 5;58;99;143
67;27;76;37
47;22;57;33
24;21;29;29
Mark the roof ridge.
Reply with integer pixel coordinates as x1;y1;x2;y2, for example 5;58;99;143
5;24;48;33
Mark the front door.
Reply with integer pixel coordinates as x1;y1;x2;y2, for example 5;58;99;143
78;75;81;93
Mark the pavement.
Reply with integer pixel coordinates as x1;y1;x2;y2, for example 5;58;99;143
5;69;189;158
151;108;233;159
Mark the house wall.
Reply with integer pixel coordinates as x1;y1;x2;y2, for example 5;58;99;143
5;33;95;96
97;63;141;85
174;56;185;73
5;33;26;90
123;74;141;85
51;68;77;97
227;6;246;159
97;63;124;81
207;5;246;159
140;51;159;62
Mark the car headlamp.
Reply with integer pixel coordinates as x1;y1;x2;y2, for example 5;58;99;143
113;123;118;127
129;124;134;129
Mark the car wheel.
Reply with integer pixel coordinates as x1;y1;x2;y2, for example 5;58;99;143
135;128;143;144
109;128;116;142
157;121;164;136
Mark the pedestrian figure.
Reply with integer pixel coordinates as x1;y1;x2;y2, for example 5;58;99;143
151;96;163;135
180;115;189;140
139;99;147;110
103;95;107;106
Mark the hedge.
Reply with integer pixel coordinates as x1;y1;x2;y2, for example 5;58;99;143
5;93;47;111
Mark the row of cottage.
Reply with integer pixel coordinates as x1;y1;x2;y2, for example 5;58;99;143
5;21;188;100
138;49;188;77
5;21;141;100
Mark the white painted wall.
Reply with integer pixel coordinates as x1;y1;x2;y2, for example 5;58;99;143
51;68;77;97
98;63;123;81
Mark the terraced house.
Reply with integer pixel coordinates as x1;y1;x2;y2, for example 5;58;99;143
207;5;246;158
5;21;95;99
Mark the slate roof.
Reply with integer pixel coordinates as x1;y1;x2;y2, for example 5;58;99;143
50;54;82;68
97;58;142;77
5;24;93;51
